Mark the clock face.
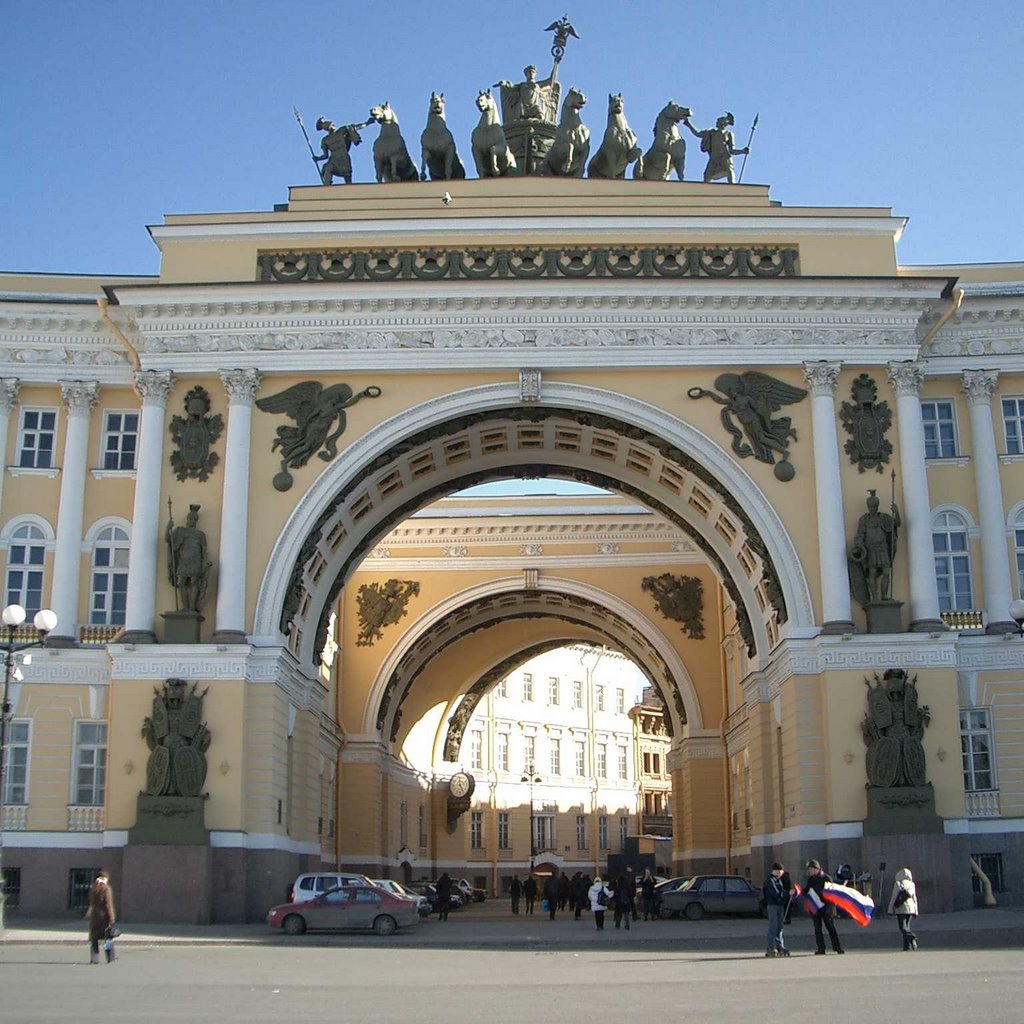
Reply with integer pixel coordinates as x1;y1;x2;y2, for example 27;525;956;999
449;772;471;798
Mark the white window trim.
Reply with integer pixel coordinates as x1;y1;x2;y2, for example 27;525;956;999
931;504;981;541
4;718;31;805
1000;394;1024;456
920;397;961;460
15;405;59;472
97;408;141;472
925;456;970;469
82;516;132;551
0;514;55;550
71;720;108;807
961;706;997;792
7;466;59;479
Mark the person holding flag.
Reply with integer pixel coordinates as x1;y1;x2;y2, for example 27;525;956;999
801;860;845;955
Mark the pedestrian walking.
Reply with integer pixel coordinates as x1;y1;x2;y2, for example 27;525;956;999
613;869;634;930
640;868;657;920
436;872;453;921
543;873;560;920
887;867;919;951
803;860;844;955
523;873;538;915
85;869;116;964
558;872;570;911
588;875;611;930
762;861;791;957
509;874;522;914
572;872;589;919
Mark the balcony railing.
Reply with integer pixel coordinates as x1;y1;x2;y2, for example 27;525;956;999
941;610;985;631
1;805;28;830
965;790;1001;818
67;805;105;831
79;625;121;645
641;814;673;837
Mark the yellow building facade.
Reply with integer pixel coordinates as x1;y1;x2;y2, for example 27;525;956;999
1;177;1022;921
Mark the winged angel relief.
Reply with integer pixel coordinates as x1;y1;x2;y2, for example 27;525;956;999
255;381;382;491
688;372;807;481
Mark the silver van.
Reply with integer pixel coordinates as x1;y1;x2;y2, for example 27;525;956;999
289;872;373;903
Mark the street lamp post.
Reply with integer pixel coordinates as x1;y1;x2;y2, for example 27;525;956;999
0;603;57;931
520;764;542;871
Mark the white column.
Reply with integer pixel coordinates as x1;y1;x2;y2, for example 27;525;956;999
963;370;1015;632
214;369;261;643
802;361;854;632
887;362;944;631
48;381;100;646
121;370;174;643
0;378;20;518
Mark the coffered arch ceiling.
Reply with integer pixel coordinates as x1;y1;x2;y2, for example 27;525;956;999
253;383;814;672
367;578;704;747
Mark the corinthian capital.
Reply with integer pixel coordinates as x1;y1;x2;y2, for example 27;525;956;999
0;378;21;414
802;361;842;396
886;361;925;398
220;368;263;405
60;380;100;414
133;369;174;405
961;369;999;405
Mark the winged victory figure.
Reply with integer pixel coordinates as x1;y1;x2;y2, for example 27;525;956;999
255;380;382;491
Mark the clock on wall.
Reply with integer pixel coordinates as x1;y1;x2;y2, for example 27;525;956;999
448;771;475;800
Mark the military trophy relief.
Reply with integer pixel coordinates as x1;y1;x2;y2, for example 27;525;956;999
128;678;212;845
355;579;421;647
687;371;808;481
163;500;212;644
169;385;223;482
292;16;757;185
861;669;942;835
254;380;382;491
642;573;706;640
839;374;893;473
847;482;903;634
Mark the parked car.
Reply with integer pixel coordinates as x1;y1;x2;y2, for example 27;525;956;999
267;884;419;936
452;878;482;904
288;871;373;904
455;878;487;902
407;881;463;913
657;875;763;920
371;878;431;916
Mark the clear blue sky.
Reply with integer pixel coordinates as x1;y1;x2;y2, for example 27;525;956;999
2;0;1021;276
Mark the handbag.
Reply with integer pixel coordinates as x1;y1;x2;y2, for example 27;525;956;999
597;889;609;907
105;924;122;939
893;886;911;908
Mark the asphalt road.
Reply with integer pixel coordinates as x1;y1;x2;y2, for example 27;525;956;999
1;940;1022;1024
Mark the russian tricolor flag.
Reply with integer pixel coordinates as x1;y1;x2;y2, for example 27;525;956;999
793;883;824;914
822;882;875;926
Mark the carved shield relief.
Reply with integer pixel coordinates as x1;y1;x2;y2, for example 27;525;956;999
173;746;206;797
866;735;900;788
146;745;171;796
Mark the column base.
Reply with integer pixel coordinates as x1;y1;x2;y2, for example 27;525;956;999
211;629;248;644
117;629;158;644
985;621;1019;635
909;618;947;633
43;634;78;648
819;620;855;635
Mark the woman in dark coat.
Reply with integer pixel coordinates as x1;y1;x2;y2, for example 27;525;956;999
86;870;116;964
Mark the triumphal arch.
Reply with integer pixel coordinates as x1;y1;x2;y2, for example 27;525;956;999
3;46;1023;920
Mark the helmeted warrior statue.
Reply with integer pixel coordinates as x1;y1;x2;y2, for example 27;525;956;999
166;503;211;613
314;116;372;185
849;489;901;605
683;112;749;183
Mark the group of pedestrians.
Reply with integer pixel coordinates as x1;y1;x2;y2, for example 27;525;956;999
510;867;651;930
762;858;921;957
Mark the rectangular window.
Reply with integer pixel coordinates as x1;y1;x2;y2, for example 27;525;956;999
619;815;629;848
4;720;30;804
101;411;139;470
2;868;21;911
597;743;608;779
18;408;57;469
534;815;553;853
522;673;534;702
576;814;587;849
616;688;626;714
921;399;958;458
598;815;608;851
470;729;484;771
643;751;652;774
548;677;559;705
471;811;483;850
5;533;45;616
1003;397;1024;456
596;686;605;712
550;740;560;776
68;868;97;911
934;532;973;612
971;852;1004;893
524;735;536;773
497;679;508;698
617;745;628;780
497;733;510;772
573;680;583;709
498;811;510;850
418;805;427;848
652;753;661;775
961;708;995;791
73;722;107;806
575;740;586;776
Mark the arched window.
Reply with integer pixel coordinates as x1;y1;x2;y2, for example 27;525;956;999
90;525;130;625
5;523;46;615
932;510;973;612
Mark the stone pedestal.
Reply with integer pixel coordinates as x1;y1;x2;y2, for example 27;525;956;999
121;843;213;924
866;599;904;634
162;609;204;644
128;793;209;845
864;784;943;835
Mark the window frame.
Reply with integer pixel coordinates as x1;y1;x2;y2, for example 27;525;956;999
72;721;108;807
100;409;140;471
17;407;58;469
470;811;484;850
4;522;47;616
522;673;533;702
3;719;31;805
932;509;974;612
1002;396;1024;456
497;811;510;850
921;398;959;459
960;707;996;792
89;524;130;626
576;814;587;850
572;680;583;709
548;676;559;706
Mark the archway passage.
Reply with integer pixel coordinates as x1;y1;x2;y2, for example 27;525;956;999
268;402;809;670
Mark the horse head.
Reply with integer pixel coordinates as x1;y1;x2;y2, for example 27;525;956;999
563;87;587;113
476;90;495;113
607;93;625;116
429;92;445;117
659;101;692;124
370;103;397;126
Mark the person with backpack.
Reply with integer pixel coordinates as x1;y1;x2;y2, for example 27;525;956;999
588;875;612;930
887;867;919;951
762;862;792;957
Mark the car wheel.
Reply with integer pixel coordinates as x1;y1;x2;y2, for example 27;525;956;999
373;914;398;936
282;914;306;935
658;905;677;920
683;902;704;921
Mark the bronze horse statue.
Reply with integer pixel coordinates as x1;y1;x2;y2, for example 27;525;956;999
587;93;642;179
369;103;420;183
634;100;692;181
471;90;517;178
542;86;590;176
420;92;465;181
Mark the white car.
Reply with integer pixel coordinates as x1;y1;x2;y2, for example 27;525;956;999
289;871;373;904
371;878;431;916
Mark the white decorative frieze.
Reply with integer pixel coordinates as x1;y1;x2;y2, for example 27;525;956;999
519;368;541;402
